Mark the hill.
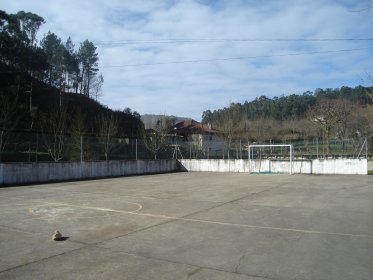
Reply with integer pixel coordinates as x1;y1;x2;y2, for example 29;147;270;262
201;86;373;143
0;9;143;138
0;71;143;137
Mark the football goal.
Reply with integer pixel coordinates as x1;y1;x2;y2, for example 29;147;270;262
248;144;294;174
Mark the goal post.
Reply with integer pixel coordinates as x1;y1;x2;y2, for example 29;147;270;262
248;144;294;174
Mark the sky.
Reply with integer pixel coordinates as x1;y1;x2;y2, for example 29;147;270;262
2;0;373;120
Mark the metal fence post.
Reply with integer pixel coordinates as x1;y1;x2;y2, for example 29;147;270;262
240;139;242;159
290;145;293;175
136;139;138;160
36;133;38;162
80;135;83;162
366;137;368;159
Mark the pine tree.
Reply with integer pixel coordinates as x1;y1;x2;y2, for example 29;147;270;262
78;40;99;97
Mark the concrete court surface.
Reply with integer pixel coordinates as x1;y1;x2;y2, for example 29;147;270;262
0;172;372;280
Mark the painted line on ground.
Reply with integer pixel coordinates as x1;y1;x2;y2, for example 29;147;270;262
28;202;143;219
27;202;373;239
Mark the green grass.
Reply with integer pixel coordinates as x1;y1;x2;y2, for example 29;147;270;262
251;172;285;174
368;170;373;175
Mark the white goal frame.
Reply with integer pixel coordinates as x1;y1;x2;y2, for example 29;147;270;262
248;144;294;174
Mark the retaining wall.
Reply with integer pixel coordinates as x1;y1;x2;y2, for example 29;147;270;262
0;158;367;185
179;159;367;175
0;160;178;185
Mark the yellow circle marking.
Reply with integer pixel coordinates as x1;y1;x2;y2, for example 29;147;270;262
28;201;143;220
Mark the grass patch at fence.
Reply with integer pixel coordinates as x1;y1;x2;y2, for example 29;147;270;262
368;170;373;175
251;171;285;174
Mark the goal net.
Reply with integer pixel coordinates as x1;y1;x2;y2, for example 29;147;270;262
248;144;294;174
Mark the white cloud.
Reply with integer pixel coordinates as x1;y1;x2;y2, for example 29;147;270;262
1;0;372;120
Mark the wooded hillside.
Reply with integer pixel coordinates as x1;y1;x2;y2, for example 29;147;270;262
0;10;144;162
0;10;143;137
202;86;373;144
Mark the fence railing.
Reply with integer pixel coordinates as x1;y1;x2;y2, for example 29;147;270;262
0;132;161;162
0;131;370;163
175;138;370;160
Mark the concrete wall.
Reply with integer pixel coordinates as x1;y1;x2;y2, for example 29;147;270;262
0;160;178;185
179;159;367;175
368;160;373;171
0;158;367;185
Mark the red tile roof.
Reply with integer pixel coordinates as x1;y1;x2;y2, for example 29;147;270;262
173;119;220;134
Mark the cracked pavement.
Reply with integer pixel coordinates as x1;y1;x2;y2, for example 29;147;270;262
0;172;372;279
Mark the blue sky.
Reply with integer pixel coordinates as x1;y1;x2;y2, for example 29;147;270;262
2;0;373;120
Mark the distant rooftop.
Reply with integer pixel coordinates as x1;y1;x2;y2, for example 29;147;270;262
173;119;220;134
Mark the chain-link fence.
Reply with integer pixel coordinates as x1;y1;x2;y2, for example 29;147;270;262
0;131;173;162
0;131;371;163
176;138;371;160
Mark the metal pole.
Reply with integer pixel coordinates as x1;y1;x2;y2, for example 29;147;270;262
357;138;366;158
28;82;33;113
240;140;242;159
270;139;272;155
290;145;293;175
366;137;368;159
248;145;251;173
136;139;138;160
80;135;83;162
36;133;38;162
248;141;249;159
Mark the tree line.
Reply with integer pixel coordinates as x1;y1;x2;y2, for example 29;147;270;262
202;86;372;124
0;10;145;162
202;86;373;152
0;10;103;99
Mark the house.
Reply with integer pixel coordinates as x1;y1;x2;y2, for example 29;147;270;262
171;119;225;155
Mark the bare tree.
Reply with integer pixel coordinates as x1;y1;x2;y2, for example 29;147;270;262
97;111;118;161
142;117;172;160
352;105;373;139
334;99;355;141
216;104;244;158
306;98;358;155
90;73;104;101
247;117;275;143
68;110;86;161
41;102;68;162
307;99;342;155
